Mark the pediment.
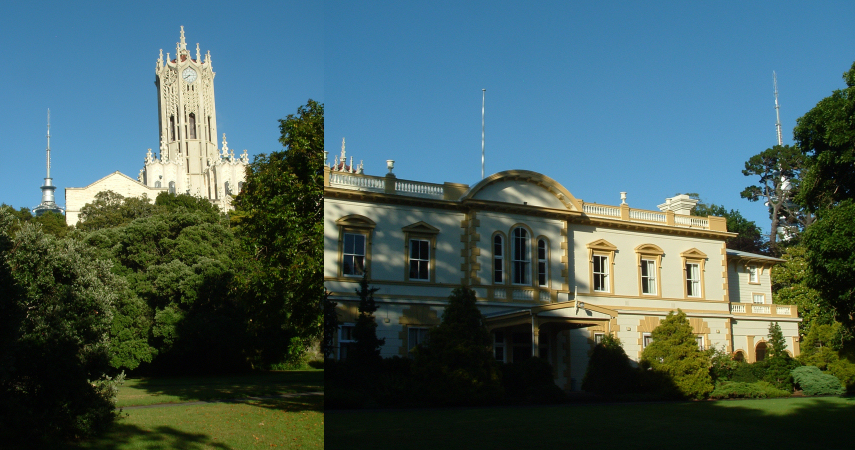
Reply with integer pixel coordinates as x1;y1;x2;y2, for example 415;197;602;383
461;170;582;211
635;244;664;255
402;221;440;235
680;248;708;259
586;239;618;252
335;214;376;228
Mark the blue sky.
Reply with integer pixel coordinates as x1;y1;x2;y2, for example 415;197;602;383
325;1;855;235
0;1;322;213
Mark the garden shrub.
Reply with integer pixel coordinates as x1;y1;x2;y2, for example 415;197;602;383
640;310;713;399
709;381;791;399
581;334;638;395
501;357;566;403
730;360;767;383
791;366;845;396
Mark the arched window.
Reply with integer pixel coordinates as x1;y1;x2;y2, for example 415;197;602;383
224;181;231;195
493;234;504;284
512;227;530;285
537;239;548;287
168;181;175;194
755;342;767;362
154;181;161;188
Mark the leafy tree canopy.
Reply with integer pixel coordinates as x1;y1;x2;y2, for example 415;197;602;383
772;244;832;338
233;100;324;365
76;191;157;232
688;195;767;254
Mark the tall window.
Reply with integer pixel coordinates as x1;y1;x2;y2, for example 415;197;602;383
696;335;705;350
493;332;505;362
593;255;609;292
643;333;653;349
409;239;430;280
343;233;366;276
169;116;176;141
493;234;504;283
224;181;231;195
207;116;212;141
512;227;530;284
339;324;355;360
188;113;197;139
537;239;548;287
641;259;656;294
686;263;701;297
168;181;176;194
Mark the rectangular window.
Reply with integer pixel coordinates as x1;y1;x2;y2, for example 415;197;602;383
188;113;197;139
494;331;505;362
169;116;176;141
696;335;705;350
339;324;355;360
409;239;429;280
408;327;429;357
594;333;604;345
537;239;548;287
493;235;504;283
641;259;656;294
593;255;609;292
343;233;366;276
643;333;653;349
753;293;765;304
686;263;700;297
512;228;529;285
749;265;759;283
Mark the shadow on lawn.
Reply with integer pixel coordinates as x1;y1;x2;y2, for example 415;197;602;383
125;371;323;411
61;423;232;450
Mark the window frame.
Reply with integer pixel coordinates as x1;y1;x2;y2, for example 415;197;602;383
511;226;532;286
335;215;376;279
342;232;367;277
696;335;705;351
752;293;765;304
587;239;617;294
642;332;653;349
748;265;760;284
536;237;549;288
635;244;664;297
338;323;356;361
407;326;430;357
492;232;506;285
680;248;707;299
402;221;440;283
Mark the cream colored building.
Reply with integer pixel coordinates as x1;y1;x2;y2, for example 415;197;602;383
324;151;799;391
66;27;248;226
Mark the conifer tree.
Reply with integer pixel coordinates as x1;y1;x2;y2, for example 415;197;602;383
641;310;713;399
763;322;798;391
349;274;384;366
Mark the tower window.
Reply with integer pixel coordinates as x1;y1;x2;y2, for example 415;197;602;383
225;181;231;195
168;181;175;194
188;113;197;139
169;116;175;142
208;117;212;142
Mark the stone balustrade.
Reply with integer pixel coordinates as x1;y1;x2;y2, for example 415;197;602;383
730;303;797;318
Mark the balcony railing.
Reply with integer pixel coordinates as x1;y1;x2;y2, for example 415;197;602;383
582;202;718;231
328;172;447;199
730;303;796;318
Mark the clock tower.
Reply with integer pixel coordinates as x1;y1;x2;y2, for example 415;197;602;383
141;27;248;207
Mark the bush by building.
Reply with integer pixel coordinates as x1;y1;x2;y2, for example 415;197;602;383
581;334;638;396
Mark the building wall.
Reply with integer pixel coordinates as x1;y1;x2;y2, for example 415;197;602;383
65;172;166;225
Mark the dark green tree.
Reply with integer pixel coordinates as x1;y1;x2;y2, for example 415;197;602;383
581;334;637;395
803;201;855;331
0;209;123;444
349;275;384;365
793;62;855;211
412;287;503;405
762;322;798;391
640;310;713;399
741;145;814;251
234;100;324;365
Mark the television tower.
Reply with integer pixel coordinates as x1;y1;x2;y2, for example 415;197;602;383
32;109;64;216
774;71;783;146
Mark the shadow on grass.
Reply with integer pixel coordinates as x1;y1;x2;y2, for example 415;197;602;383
122;370;323;411
326;396;855;449
62;423;232;450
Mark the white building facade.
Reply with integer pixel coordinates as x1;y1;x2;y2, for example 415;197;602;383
66;27;248;225
324;155;800;391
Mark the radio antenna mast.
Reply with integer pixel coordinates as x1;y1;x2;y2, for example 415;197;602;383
481;89;486;180
774;71;783;146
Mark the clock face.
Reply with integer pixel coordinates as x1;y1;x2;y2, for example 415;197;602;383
182;68;197;83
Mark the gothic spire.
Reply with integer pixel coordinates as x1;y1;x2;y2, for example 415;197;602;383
179;25;187;51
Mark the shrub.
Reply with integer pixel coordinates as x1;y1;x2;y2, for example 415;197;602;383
709;381;791;399
412;287;503;406
501;357;566;403
730;360;767;383
791;366;845;396
582;334;638;395
708;346;742;383
640;310;713;399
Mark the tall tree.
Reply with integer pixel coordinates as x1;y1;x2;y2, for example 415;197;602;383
794;62;855;210
803;201;855;330
741;145;814;251
640;310;713;399
772;244;832;338
234;100;324;365
349;275;384;366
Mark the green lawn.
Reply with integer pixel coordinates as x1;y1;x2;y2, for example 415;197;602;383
326;396;855;449
63;371;324;450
